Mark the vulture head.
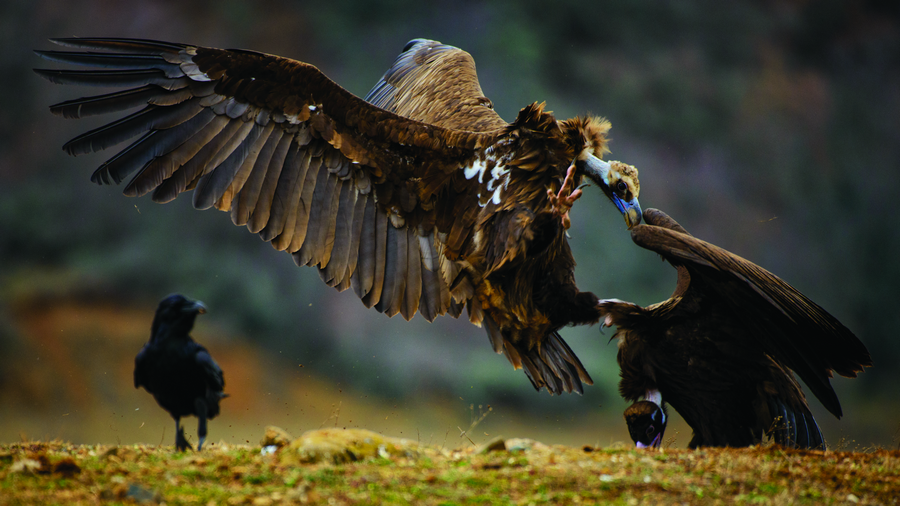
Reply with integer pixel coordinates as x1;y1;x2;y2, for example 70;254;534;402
624;399;667;449
558;115;641;229
577;156;642;229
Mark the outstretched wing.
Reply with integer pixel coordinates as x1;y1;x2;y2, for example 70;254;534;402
35;37;503;322
631;208;871;418
365;39;507;132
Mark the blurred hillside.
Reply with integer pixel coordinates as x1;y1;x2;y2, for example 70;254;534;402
1;0;898;447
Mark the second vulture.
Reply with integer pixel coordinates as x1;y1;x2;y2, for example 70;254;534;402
600;209;871;449
35;38;642;395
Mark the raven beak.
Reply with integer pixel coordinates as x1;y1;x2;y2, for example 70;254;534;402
613;194;642;230
191;301;207;314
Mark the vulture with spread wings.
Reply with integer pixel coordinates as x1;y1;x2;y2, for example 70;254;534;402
36;38;642;395
600;209;871;449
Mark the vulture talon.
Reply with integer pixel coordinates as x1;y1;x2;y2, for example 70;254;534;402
549;163;583;229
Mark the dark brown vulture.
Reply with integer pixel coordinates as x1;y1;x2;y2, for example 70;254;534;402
35;38;642;395
599;209;871;449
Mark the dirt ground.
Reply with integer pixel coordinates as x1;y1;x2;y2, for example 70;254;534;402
2;427;898;505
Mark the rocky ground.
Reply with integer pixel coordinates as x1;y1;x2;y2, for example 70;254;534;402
2;426;898;505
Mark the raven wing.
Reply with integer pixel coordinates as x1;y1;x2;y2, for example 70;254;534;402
194;348;225;392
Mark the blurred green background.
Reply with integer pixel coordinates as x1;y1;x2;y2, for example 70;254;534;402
1;0;897;449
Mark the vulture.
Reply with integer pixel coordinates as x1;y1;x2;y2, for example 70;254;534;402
135;294;227;451
599;209;871;449
35;38;642;395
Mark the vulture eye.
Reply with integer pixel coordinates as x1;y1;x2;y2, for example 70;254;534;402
646;425;655;436
616;181;628;192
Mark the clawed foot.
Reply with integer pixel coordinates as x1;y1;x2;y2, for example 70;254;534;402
547;163;583;229
175;425;193;452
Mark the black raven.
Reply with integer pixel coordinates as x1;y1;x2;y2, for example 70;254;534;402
135;294;227;451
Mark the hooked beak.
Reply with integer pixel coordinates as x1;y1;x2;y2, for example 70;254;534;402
579;155;642;229
613;194;642;230
188;300;207;315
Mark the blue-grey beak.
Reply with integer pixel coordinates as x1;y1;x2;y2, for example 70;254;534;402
613;194;642;230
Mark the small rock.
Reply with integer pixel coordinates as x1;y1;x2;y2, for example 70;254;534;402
280;428;419;465
505;438;545;453
52;457;81;477
126;483;162;504
10;458;41;474
261;426;294;447
476;436;507;454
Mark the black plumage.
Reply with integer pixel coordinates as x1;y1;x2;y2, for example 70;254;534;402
134;294;227;451
624;400;667;449
601;209;872;449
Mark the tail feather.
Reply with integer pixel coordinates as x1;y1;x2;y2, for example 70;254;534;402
767;397;825;450
497;330;592;395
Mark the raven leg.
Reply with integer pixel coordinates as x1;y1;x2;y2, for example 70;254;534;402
174;418;192;452
195;398;209;451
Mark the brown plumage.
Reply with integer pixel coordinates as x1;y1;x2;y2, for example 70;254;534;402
35;38;642;395
600;209;871;448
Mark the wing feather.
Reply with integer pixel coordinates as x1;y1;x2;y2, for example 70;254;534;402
231;128;285;226
352;196;377;299
193;122;266;210
151;118;247;203
35;49;184;76
34;68;191;90
403;227;423;321
65;100;203;157
632;208;871;417
102;108;215;189
361;209;388;309
364;39;506;132
375;222;402;316
310;173;344;266
247;134;292;234
50;84;194;119
263;142;304;249
293;158;334;264
417;231;446;322
319;181;356;286
215;122;277;211
124;113;228;198
342;190;369;288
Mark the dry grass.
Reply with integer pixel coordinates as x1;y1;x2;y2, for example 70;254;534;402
2;428;898;505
